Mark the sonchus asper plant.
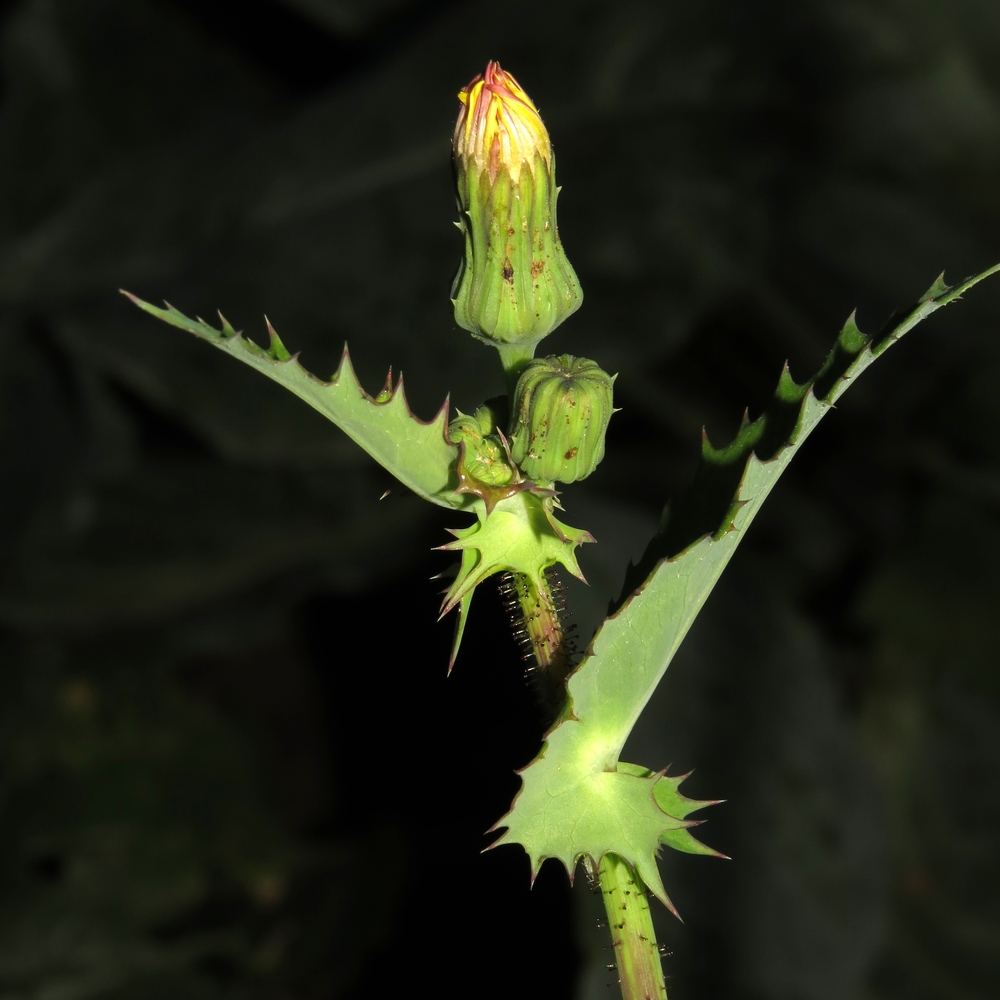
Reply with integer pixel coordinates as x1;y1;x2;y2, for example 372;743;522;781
125;60;1000;1000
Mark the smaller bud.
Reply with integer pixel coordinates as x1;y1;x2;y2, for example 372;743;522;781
448;406;515;488
509;355;615;484
469;398;508;438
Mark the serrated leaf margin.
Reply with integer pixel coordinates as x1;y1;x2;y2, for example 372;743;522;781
123;293;470;510
493;263;1000;909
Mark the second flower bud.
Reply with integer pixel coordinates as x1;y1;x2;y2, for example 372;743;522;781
509;355;615;485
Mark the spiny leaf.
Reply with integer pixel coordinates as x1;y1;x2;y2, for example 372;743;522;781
493;262;1000;910
437;491;590;615
437;489;592;668
123;293;470;510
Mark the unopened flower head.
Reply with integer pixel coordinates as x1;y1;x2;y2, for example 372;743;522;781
451;61;582;351
454;62;550;186
509;355;615;484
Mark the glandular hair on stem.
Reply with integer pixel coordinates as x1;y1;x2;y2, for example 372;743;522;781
497;566;578;716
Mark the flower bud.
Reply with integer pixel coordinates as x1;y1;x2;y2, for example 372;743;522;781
509;355;615;484
452;61;582;350
448;406;515;488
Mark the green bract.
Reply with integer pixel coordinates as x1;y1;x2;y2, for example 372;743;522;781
448;405;515;488
509;355;615;484
437;489;592;671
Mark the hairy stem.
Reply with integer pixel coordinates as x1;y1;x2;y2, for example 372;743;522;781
599;853;667;1000
499;568;574;716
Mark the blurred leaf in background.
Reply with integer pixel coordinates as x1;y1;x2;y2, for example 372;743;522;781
0;1;999;998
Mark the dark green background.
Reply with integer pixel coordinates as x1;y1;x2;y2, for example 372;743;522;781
1;1;998;997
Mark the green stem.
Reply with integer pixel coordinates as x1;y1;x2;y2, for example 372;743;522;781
599;853;667;1000
496;342;536;400
499;569;574;718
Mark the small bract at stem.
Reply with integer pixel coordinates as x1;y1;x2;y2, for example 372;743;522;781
599;853;668;1000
